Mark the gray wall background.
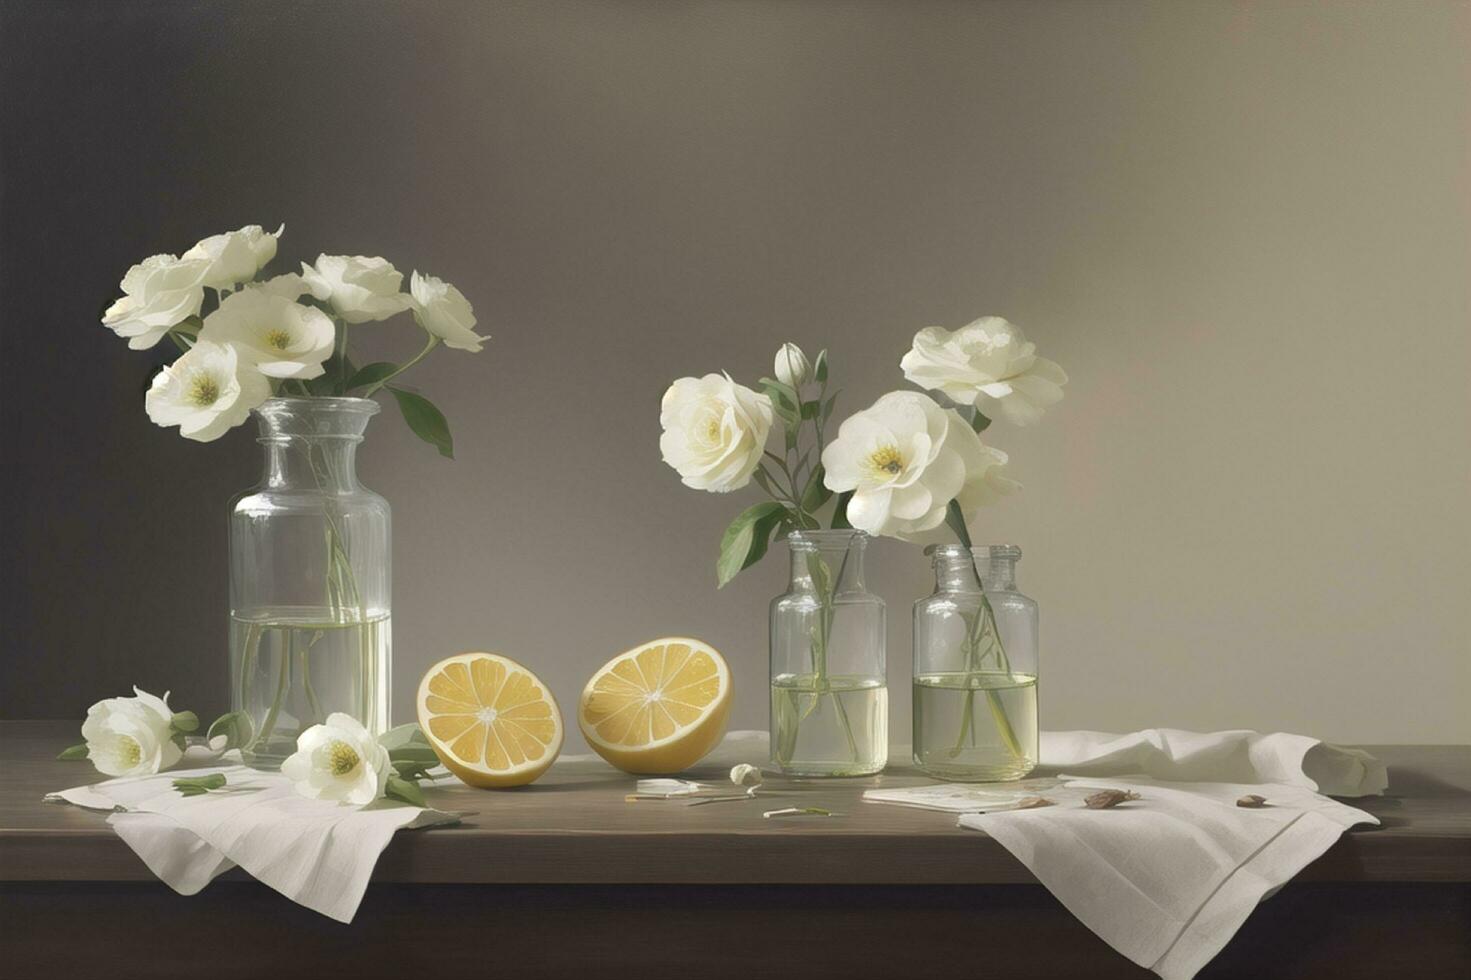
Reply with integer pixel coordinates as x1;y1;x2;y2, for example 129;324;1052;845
2;1;1467;747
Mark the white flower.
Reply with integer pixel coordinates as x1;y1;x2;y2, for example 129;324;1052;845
410;271;487;352
821;391;1016;541
301;255;413;324
659;373;774;493
81;687;183;777
101;253;209;350
183;224;284;289
144;340;271;442
773;342;811;388
900;316;1067;426
281;713;391;806
198;286;336;379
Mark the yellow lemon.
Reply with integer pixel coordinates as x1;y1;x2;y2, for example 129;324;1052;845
416;652;563;788
578;637;731;774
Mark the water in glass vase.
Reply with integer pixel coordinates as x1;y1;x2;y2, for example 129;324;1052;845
912;671;1037;782
229;608;391;769
771;673;887;777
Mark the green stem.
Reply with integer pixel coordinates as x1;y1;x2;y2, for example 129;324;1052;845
254;626;291;751
944;503;1025;762
360;330;439;397
333;316;349;394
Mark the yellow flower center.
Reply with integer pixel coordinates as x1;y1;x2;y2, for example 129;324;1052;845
265;328;292;351
867;446;904;476
187;373;221;407
328;740;360;776
117;736;142;769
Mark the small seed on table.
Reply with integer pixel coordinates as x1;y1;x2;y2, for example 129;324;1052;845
1236;794;1268;808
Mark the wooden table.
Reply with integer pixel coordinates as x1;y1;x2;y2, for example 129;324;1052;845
3;721;1467;978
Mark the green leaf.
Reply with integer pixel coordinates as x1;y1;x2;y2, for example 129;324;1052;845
813;349;829;385
346;361;399;391
968;407;992;434
751;466;778;497
808;555;833;604
170;710;199;733
378;723;429;751
206;710;255;751
716;501;788;588
830;490;854;529
172;773;227;796
800;463;833;513
306;353;358;396
945;498;974;548
57;743;88;761
800;400;821;420
758;378;801;429
385;775;427;807
388;386;454;459
821;391;840;422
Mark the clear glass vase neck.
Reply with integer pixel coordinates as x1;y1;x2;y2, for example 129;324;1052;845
927;543;1021;592
254;397;379;493
786;529;869;594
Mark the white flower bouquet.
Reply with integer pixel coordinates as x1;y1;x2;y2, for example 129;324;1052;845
102;223;486;453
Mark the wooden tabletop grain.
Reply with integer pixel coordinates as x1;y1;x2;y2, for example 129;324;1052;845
3;721;1467;885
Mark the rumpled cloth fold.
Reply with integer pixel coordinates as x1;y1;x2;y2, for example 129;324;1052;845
48;761;457;923
959;729;1385;980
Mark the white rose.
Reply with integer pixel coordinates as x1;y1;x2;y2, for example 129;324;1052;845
198;286;336;379
81;687;183;777
144;340;271;442
821;391;1015;540
301;255;413;323
659;373;774;493
900;316;1067;426
101;253;209;350
773;342;811;388
281;713;391;806
410;271;487;352
183;224;284;288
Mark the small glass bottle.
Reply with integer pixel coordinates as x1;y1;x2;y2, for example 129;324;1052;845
770;529;887;776
229;397;392;769
912;544;1037;781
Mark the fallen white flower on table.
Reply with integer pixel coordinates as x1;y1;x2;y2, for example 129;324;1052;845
301;254;413;324
198;287;336;379
900;316;1067;426
410;271;487;352
144;340;272;442
184;223;284;289
282;713;392;806
81;687;184;777
659;373;774;493
101;253;209;350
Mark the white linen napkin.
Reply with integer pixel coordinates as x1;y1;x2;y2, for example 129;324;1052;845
48;761;458;923
958;729;1386;980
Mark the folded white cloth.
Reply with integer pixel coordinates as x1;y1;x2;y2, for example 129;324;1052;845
959;729;1386;980
48;760;457;923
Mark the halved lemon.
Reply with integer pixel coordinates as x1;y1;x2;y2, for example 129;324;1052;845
416;652;564;788
578;637;731;774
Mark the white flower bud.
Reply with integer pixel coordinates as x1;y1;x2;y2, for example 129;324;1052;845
773;343;811;388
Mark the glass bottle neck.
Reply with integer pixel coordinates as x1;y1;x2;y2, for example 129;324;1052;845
930;545;1020;593
788;530;868;594
264;439;361;492
254;397;377;493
